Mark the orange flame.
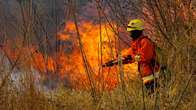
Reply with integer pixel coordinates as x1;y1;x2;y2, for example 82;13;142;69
1;21;138;90
54;21;137;90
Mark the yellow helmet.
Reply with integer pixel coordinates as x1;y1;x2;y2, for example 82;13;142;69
127;19;144;32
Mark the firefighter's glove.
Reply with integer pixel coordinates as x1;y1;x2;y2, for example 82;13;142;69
134;55;141;62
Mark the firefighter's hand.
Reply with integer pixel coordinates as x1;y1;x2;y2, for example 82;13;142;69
134;55;141;62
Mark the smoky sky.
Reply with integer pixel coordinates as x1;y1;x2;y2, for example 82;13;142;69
0;0;142;49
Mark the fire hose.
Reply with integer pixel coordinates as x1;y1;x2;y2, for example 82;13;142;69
102;55;132;67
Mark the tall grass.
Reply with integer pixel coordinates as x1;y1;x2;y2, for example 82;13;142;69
0;0;195;110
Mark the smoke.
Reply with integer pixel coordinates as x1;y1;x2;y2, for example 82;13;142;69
0;0;140;90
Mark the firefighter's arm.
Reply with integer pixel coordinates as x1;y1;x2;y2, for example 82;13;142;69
137;38;154;62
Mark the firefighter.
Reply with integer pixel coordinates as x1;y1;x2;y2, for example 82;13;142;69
103;19;159;91
126;19;159;91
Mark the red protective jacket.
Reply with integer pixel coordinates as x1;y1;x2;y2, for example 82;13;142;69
123;35;156;77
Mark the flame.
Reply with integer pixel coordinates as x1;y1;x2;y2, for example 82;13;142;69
54;21;137;90
1;21;138;90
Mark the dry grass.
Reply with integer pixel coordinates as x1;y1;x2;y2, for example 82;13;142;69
0;67;195;110
0;0;195;110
